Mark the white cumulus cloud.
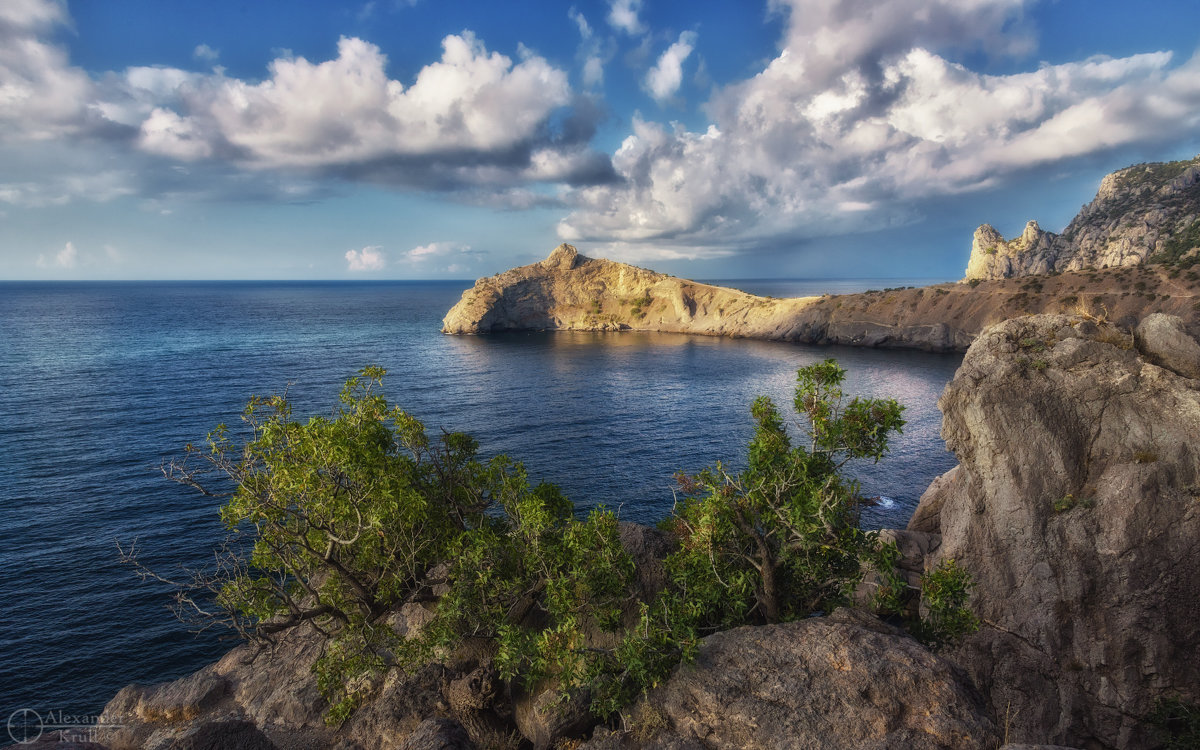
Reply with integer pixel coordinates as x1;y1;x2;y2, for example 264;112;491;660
607;0;644;35
560;0;1200;257
644;31;697;102
138;34;572;171
193;44;220;63
345;245;385;272
0;0;95;139
36;240;78;269
0;3;609;203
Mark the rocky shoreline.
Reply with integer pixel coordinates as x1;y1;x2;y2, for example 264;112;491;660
49;311;1200;750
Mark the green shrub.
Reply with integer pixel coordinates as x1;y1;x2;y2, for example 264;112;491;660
132;361;923;723
1148;697;1200;750
131;368;640;723
1054;494;1078;513
916;558;980;649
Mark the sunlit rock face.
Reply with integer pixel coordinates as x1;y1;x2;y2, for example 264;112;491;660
964;155;1200;280
441;243;820;339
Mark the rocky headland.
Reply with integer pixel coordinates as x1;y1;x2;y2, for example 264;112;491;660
74;311;1200;750
443;243;1199;352
443;156;1200;352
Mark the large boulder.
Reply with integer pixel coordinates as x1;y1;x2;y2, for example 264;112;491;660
913;313;1200;748
584;608;1000;749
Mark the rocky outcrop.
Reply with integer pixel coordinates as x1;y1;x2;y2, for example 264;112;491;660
909;313;1200;748
965;221;1064;280
965;155;1200;280
445;244;1199;352
96;619;455;750
442;243;818;339
583;608;1000;749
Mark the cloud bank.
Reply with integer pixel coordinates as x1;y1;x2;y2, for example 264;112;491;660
0;1;613;205
3;0;1200;266
559;0;1200;256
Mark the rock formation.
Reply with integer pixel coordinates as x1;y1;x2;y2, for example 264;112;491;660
909;313;1200;748
442;243;817;340
90;312;1200;749
583;608;1000;750
445;245;1199;353
964;155;1200;280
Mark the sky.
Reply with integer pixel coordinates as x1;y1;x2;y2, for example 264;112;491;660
2;0;1199;281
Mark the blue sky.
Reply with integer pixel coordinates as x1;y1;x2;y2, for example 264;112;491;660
2;0;1199;281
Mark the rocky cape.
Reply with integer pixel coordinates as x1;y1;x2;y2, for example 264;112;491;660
965;155;1200;280
74;312;1200;750
442;243;1198;352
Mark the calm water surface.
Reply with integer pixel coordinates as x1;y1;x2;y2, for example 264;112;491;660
0;279;961;720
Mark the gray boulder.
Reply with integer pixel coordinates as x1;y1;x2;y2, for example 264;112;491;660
1135;312;1200;379
584;608;999;749
917;313;1200;748
398;718;474;750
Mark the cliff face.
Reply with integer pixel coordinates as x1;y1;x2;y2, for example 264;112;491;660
445;244;1200;352
965;155;1200;280
910;313;1200;749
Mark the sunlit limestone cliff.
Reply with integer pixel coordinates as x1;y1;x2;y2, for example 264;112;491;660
965;155;1200;280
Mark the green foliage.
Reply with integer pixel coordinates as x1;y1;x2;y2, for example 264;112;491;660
408;468;637;714
665;359;906;628
628;292;653;320
1149;697;1200;749
142;360;933;724
151;367;640;723
1053;494;1078;513
916;558;980;649
1151;219;1200;269
868;539;908;616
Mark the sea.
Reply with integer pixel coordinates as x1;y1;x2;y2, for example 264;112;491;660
0;278;960;726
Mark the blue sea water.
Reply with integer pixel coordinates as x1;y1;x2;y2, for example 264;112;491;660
0;279;961;724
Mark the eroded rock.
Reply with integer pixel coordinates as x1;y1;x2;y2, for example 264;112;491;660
918;313;1200;748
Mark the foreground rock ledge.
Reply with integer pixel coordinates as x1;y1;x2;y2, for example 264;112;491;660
584;608;999;750
442;244;1198;353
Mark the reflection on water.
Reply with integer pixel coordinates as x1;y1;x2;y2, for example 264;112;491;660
438;328;959;529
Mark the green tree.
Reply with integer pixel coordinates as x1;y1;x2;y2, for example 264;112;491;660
124;367;640;723
666;359;906;628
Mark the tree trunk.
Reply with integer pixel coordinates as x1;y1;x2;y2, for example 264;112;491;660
760;555;780;624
